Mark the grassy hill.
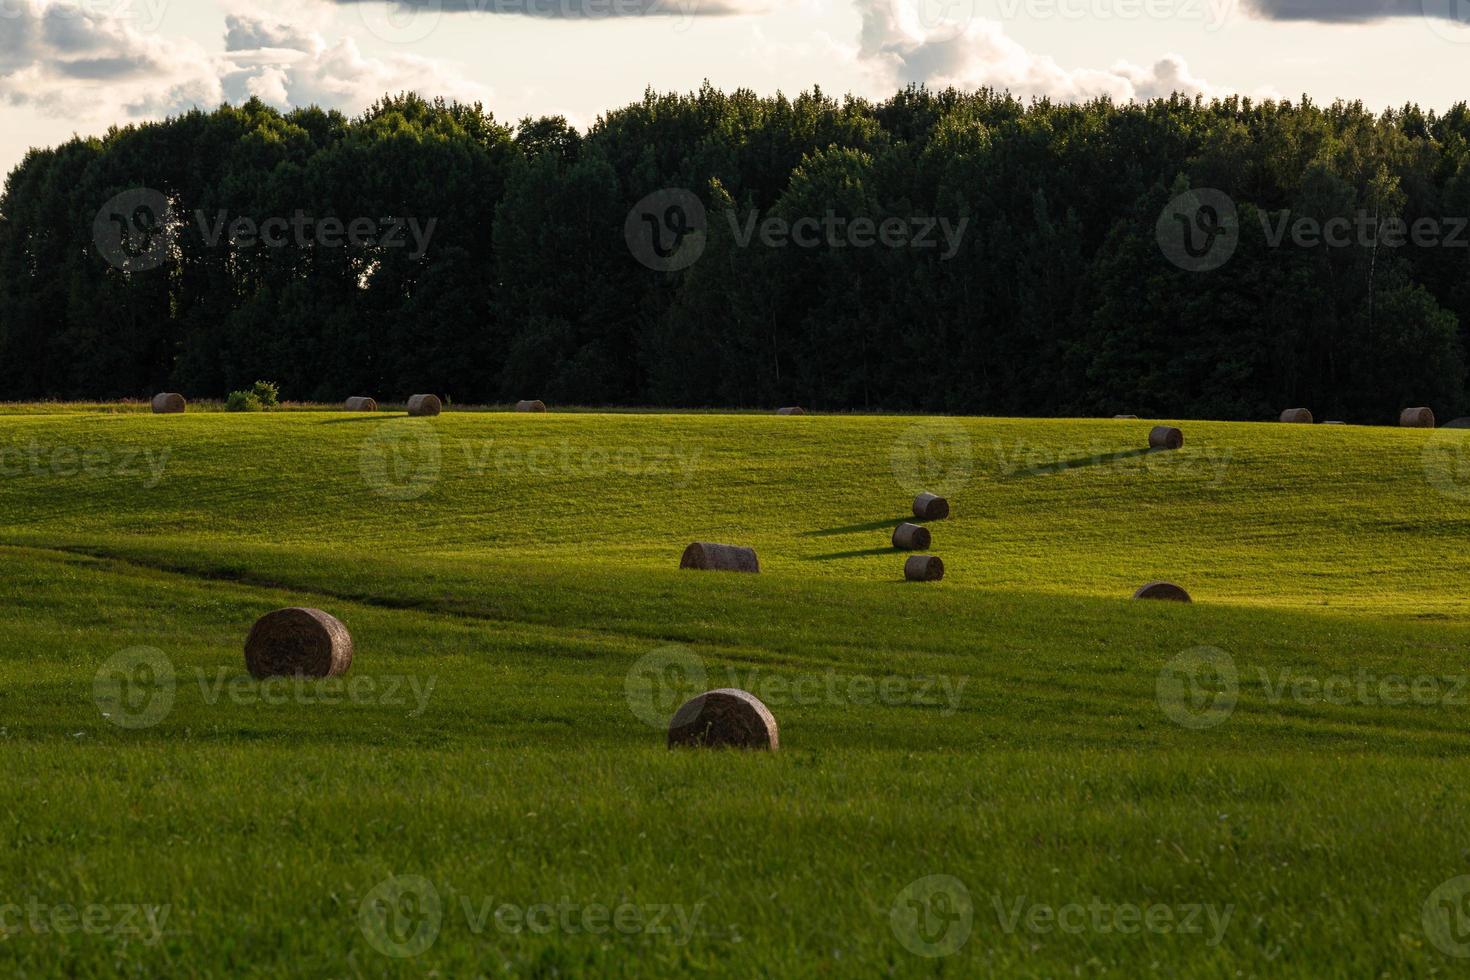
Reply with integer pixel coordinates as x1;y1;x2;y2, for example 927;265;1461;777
3;408;1470;976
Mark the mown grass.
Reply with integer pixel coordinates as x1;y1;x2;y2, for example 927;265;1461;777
2;408;1470;976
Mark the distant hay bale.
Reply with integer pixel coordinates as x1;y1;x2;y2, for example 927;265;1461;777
516;400;547;413
912;493;950;521
151;393;186;414
777;407;805;416
1280;408;1313;424
904;555;945;582
1400;407;1435;428
344;397;378;412
406;394;442;417
892;523;931;551
1324;421;1347;426
1113;415;1138;420
680;542;760;573
1148;426;1184;451
1132;581;1192;603
667;689;778;750
244;607;353;679
1446;418;1470;429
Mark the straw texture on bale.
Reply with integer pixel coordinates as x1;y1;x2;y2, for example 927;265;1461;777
667;689;779;750
244;607;354;679
516;400;547;413
151;393;186;414
1400;407;1436;428
680;542;760;573
1149;426;1184;451
406;394;442;417
912;493;950;521
1133;581;1192;603
904;555;945;582
1280;408;1313;424
344;397;378;412
892;523;931;551
776;407;805;416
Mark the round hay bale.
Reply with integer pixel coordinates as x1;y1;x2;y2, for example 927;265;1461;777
1132;581;1191;603
1401;407;1435;428
912;493;950;521
344;397;378;412
1323;421;1347;426
904;555;944;582
1280;408;1313;424
892;523;931;551
667;688;778;750
1113;414;1138;420
680;543;760;573
244;607;353;679
1444;418;1470;429
776;407;805;416
151;393;186;414
1148;426;1184;451
516;400;547;413
406;394;442;417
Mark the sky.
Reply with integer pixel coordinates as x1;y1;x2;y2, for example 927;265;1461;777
1;0;1468;176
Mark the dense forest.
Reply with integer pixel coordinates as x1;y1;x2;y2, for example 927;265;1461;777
3;85;1470;421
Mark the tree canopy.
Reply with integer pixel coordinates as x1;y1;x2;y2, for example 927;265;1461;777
2;86;1467;422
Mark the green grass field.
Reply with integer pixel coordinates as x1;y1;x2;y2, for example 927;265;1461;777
5;407;1470;976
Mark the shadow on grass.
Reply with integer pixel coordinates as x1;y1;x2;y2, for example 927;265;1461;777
805;547;895;561
1008;447;1158;478
801;519;909;538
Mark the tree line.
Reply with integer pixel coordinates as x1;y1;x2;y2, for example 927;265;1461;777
2;85;1469;422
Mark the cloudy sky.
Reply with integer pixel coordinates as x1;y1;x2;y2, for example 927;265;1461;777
2;0;1468;177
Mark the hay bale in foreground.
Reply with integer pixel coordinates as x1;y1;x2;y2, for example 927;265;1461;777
912;493;950;521
667;689;778;750
1401;407;1435;428
680;543;760;573
777;407;805;416
1148;426;1184;451
1133;582;1192;603
244;607;353;679
904;555;944;582
892;523;931;551
516;400;546;413
1280;408;1313;424
406;394;442;417
151;393;186;414
344;397;378;412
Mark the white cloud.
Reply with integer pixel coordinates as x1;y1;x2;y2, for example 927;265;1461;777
852;0;1226;102
0;2;490;127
